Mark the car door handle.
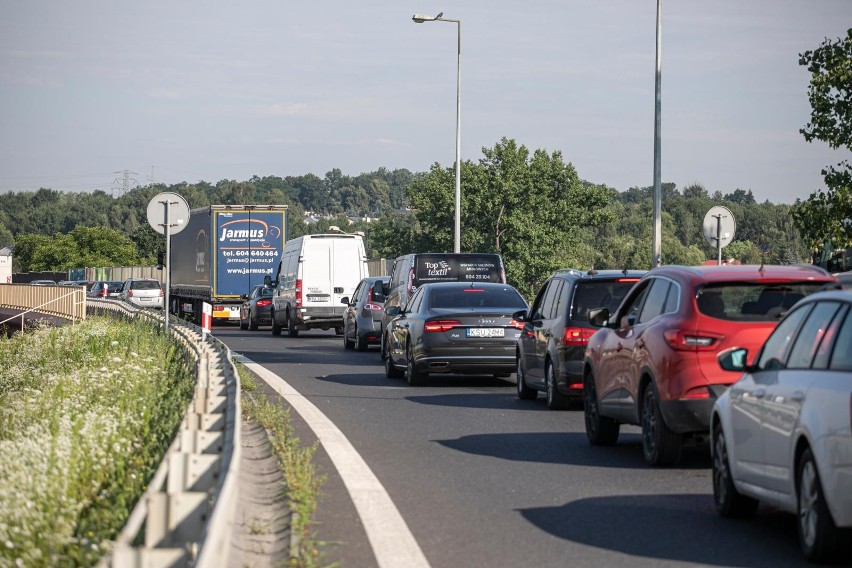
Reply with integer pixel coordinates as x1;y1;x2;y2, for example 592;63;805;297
753;388;766;399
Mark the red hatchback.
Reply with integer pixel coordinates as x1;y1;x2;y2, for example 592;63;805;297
582;264;836;466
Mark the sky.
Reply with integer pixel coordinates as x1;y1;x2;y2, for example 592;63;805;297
1;1;850;205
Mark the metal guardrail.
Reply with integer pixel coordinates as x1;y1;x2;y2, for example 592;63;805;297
84;299;242;567
0;283;86;324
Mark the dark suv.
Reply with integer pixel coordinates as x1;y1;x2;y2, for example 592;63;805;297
514;269;645;409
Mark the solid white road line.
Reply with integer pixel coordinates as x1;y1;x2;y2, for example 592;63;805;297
238;357;431;568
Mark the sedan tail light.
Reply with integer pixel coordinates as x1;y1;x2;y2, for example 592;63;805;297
663;329;724;351
508;319;524;330
424;319;461;332
680;386;711;399
562;326;595;346
364;303;383;311
256;299;272;308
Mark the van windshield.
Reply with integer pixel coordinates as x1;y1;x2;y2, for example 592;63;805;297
414;254;503;285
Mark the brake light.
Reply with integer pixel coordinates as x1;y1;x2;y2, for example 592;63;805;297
424;319;461;332
508;319;524;330
562;326;595;346
407;269;414;296
364;303;383;311
158;289;164;297
615;278;641;283
295;279;302;308
214;305;224;311
98;288;106;297
463;289;485;293
127;289;134;297
256;299;272;308
663;329;724;351
681;386;711;399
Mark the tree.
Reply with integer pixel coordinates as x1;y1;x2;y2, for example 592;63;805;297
793;28;852;250
408;138;614;297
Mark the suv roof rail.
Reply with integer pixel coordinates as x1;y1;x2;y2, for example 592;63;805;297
553;268;585;277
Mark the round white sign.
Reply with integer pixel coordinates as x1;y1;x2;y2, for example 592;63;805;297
703;206;736;248
146;192;190;235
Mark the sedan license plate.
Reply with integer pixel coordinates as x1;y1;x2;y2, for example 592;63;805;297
467;327;504;338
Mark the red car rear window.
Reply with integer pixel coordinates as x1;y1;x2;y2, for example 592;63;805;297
696;282;825;321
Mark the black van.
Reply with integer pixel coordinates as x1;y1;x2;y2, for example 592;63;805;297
379;253;506;359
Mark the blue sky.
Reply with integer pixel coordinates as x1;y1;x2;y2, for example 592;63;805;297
1;0;849;204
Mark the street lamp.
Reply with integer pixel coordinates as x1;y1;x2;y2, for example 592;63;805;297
413;12;462;254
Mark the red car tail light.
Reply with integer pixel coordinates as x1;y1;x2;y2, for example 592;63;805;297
508;319;525;330
615;278;641;283
98;288;107;297
364;303;383;311
127;289;134;297
158;289;164;297
295;279;302;307
562;326;595;346
424;319;461;332
680;386;711;399
663;329;724;351
256;299;272;308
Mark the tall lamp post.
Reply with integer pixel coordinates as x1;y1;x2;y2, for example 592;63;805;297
413;12;462;253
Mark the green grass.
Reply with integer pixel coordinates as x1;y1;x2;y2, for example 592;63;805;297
0;317;195;567
238;364;331;568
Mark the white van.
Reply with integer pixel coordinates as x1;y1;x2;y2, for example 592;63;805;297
266;233;368;337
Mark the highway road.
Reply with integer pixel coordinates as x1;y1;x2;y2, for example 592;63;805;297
215;325;823;568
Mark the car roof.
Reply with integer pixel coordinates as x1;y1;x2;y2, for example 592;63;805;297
420;281;516;290
644;264;834;283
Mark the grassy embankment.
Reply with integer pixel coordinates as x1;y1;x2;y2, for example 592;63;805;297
0;317;195;567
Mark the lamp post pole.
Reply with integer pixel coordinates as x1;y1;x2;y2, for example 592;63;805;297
413;13;462;253
652;0;663;268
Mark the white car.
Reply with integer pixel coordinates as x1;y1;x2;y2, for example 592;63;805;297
710;289;852;563
120;278;164;309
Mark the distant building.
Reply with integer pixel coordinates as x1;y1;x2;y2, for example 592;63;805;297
0;247;12;284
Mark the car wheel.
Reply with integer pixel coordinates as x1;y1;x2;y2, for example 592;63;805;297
385;347;404;378
545;360;570;410
516;355;537;400
641;383;683;466
271;310;282;336
248;312;258;331
286;311;299;338
239;315;248;330
584;370;619;445
355;328;368;352
798;447;845;563
343;328;354;350
712;422;758;518
406;343;427;386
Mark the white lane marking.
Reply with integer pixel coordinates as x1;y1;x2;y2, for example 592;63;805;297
238;357;431;568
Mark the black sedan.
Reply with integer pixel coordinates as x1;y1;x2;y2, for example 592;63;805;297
384;282;528;386
239;285;274;330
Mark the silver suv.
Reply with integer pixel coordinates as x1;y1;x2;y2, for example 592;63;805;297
120;278;164;309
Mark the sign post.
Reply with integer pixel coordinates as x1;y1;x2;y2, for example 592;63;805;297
703;206;736;265
147;193;190;333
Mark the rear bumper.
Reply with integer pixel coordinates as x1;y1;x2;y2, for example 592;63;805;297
414;345;516;375
658;385;728;433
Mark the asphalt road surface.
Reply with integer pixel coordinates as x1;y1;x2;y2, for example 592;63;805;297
216;325;834;568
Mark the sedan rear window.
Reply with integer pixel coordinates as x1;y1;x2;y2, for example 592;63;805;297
430;287;527;309
697;282;826;321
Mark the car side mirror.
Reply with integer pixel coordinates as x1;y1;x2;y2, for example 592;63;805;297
718;347;750;372
264;275;274;287
512;309;528;322
588;307;610;327
385;306;401;317
340;297;350;305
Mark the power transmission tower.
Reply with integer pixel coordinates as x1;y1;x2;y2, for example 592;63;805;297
147;165;156;187
113;170;139;197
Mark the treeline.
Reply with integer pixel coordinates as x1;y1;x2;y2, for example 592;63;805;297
0;138;810;298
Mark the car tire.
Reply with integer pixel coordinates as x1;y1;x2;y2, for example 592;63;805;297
641;383;683;466
271;311;282;336
385;348;404;378
516;355;537;400
355;329;368;352
584;370;619;445
545;360;570;410
239;316;248;330
712;422;758;518
797;447;845;563
286;311;299;338
343;329;354;350
406;343;427;386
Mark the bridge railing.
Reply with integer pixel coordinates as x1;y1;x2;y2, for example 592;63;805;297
0;283;86;324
